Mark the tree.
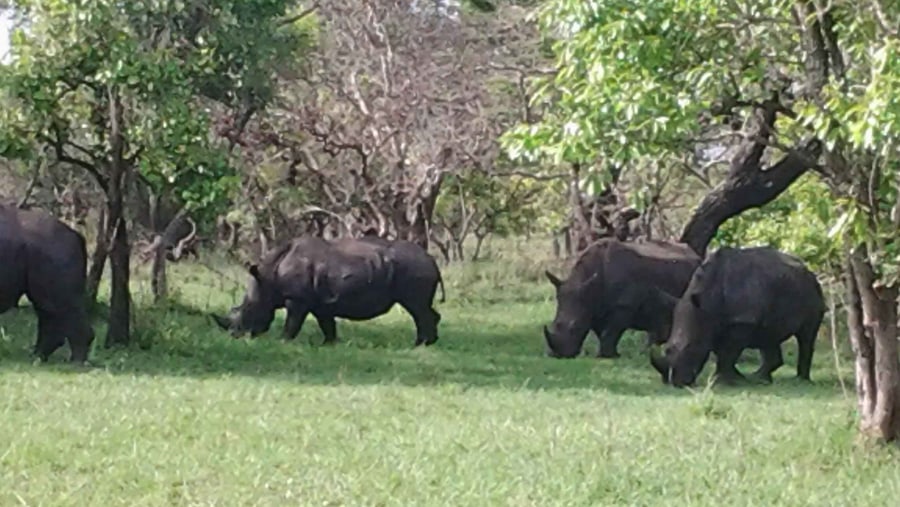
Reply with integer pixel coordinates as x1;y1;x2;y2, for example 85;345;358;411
0;0;307;346
506;0;900;441
233;0;548;249
431;170;547;262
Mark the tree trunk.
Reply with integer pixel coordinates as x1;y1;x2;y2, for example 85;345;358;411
472;232;487;261
567;163;591;253
148;209;189;303
846;249;900;442
105;197;131;347
151;244;168;304
86;207;109;303
395;197;438;250
432;233;451;263
104;86;131;347
453;238;465;262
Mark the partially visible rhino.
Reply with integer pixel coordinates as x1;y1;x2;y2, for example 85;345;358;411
212;236;445;346
0;204;94;362
543;238;701;358
651;246;825;387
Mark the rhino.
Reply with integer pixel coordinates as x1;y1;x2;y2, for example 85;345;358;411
543;238;701;358
0;204;94;362
650;246;825;387
212;235;445;346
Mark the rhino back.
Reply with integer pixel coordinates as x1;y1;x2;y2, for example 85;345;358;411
269;237;330;297
331;238;394;289
271;237;393;300
570;238;700;303
381;239;440;282
701;247;823;327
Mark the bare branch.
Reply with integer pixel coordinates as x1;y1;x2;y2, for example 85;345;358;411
279;5;319;27
489;169;568;181
17;161;42;208
869;0;898;37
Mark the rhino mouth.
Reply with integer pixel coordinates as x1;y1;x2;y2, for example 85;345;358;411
649;348;702;387
210;313;247;339
544;326;581;359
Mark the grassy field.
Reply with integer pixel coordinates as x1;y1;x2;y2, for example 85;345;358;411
1;240;898;506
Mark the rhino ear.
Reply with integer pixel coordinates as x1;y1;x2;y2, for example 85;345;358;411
248;264;261;280
545;270;563;288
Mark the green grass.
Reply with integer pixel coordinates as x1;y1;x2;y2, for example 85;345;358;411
0;246;898;506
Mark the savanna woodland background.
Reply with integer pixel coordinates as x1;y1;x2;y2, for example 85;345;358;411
1;0;900;504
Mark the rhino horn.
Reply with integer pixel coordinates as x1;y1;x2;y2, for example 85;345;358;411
649;347;671;384
544;270;563;288
210;313;233;331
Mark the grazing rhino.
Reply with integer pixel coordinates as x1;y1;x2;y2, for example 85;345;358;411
212;236;445;346
650;246;825;387
543;237;701;358
0;204;94;362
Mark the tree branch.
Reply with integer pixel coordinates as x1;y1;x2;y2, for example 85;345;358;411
17;161;42;209
279;5;318;27
43;129;108;192
680;92;822;255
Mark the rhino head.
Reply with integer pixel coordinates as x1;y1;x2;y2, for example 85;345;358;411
649;292;713;387
542;270;596;358
211;264;278;338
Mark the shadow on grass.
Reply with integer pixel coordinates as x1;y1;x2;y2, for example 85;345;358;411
0;300;849;400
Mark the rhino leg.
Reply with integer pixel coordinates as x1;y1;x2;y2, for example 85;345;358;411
713;328;750;385
315;314;339;345
400;302;439;347
750;344;784;384
282;300;308;341
33;310;66;362
795;320;819;381
595;311;630;358
66;314;94;364
422;308;440;346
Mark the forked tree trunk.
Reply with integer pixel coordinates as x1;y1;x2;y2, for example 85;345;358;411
846;249;900;442
104;87;131;348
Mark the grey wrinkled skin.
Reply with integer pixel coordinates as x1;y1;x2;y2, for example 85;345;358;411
651;246;825;388
0;204;95;363
212;235;445;347
543;238;701;359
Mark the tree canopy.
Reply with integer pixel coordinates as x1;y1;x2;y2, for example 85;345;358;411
0;0;310;345
503;0;900;441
